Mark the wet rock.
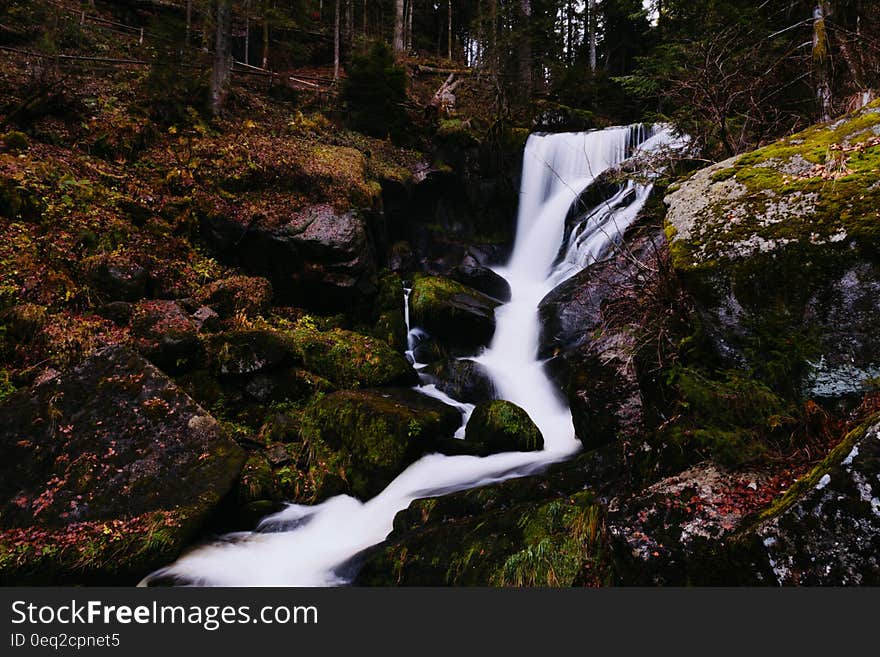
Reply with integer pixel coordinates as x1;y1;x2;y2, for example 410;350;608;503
450;252;511;302
290;320;417;389
200;204;377;315
130;300;203;373
0;345;245;584
302;388;462;501
197;276;273;319
428;358;496;404
464;400;544;454
409;274;501;351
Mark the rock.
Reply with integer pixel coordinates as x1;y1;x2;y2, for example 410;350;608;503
200;204;377;315
242;367;334;406
265;443;292;467
538;224;662;450
428;358;496;404
197;276;273;319
665;101;880;398
409;274;501;351
0;345;245;584
747;415;880;585
83;253;148;302
290;320;417;389
302;388;462;501
450;252;511;301
96;301;134;327
206;329;294;377
130;300;203;373
388;240;415;273
464;400;544;454
191;306;221;332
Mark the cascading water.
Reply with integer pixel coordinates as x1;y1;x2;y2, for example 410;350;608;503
142;124;680;587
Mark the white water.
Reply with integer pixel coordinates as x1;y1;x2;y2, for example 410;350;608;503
142;124;678;587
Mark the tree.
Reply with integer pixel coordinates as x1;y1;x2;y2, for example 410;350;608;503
393;0;405;57
210;0;233;117
813;2;833;121
334;0;341;80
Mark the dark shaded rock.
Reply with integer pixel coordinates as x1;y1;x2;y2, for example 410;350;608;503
206;329;294;378
265;443;292;467
192;306;221;333
428;358;496;404
539;225;662;450
197;275;273;319
200;204;377;315
96;301;134;327
130;300;203;373
409;274;500;351
464;400;543;454
243;367;334;405
388;240;415;273
83;253;148;302
0;345;245;585
450;252;511;302
302;388;462;501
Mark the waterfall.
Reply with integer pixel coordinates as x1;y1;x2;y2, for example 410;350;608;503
141;124;678;587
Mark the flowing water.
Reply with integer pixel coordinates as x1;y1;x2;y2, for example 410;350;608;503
142;124;680;587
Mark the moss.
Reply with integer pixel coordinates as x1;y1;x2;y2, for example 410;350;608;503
0;368;15;404
239;454;276;504
757;413;880;521
465;400;544;453
288;318;414;389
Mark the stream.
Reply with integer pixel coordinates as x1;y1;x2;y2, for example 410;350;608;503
142;124;679;586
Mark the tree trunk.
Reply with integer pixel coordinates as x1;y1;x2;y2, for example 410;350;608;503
393;0;405;57
210;0;233;118
813;2;833;121
588;0;597;73
244;1;250;66
262;0;270;69
185;0;192;46
447;0;453;61
519;0;532;98
406;0;413;52
334;0;341;80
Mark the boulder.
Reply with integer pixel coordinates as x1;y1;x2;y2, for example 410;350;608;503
428;358;496;404
409;274;501;351
302;388;462;501
206;329;295;378
130;300;203;373
464;400;544;454
197;275;273;319
290;320;417;389
665;101;880;398
0;345;245;584
450;252;511;302
200;204;378;314
83;252;148;302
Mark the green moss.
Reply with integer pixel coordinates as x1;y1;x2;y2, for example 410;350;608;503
1;131;29;153
288;318;413;389
465;400;544;453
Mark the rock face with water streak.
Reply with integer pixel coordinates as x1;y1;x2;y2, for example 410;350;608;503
0;346;245;585
428;358;496;404
665;101;880;398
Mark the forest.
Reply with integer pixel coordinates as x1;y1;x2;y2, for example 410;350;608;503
0;0;879;587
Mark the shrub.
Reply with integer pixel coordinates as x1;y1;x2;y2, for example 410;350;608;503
342;41;409;141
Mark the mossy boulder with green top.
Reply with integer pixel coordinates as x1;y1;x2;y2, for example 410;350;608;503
665;100;880;399
464;400;544;454
409;274;501;351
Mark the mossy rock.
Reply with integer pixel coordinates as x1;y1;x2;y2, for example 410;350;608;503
409;274;501;351
464;400;544;454
289;319;416;389
1;131;29;153
301;388;462;501
665;101;880;398
0;303;48;342
358;488;609;586
0;346;245;584
206;329;295;378
197;275;273;319
130;300;203;374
